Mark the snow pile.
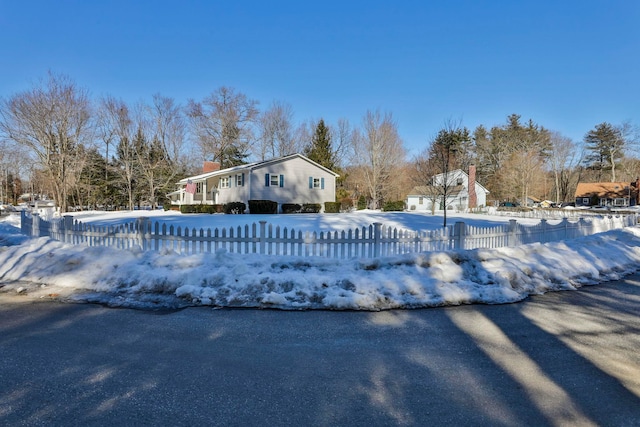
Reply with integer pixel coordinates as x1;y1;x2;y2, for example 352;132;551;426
1;212;639;310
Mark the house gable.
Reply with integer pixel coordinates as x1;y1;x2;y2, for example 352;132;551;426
407;169;489;211
248;154;337;206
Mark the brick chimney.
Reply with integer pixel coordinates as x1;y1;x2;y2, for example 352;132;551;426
468;165;477;209
203;161;221;173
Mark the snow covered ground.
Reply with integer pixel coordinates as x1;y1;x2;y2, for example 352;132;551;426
1;210;640;310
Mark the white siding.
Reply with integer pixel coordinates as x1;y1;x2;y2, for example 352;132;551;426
250;156;336;209
215;172;249;205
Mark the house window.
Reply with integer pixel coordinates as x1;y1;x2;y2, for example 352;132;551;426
265;173;284;187
456;178;464;186
196;182;203;194
309;176;325;189
236;174;244;187
418;197;423;205
582;198;590;205
220;177;230;189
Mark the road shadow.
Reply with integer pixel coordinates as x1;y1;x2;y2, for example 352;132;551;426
1;276;639;426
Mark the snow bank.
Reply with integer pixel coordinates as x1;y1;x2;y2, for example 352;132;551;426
1;214;639;310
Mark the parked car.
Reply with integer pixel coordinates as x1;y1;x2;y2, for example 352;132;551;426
499;202;519;207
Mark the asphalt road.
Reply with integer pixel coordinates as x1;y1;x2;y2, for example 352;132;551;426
1;274;640;427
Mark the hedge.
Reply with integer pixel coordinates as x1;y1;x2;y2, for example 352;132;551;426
301;203;321;213
179;204;252;214
324;202;341;213
224;202;246;214
180;204;224;214
248;200;278;214
282;203;302;214
382;201;406;212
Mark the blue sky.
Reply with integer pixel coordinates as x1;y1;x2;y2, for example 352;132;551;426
1;0;638;156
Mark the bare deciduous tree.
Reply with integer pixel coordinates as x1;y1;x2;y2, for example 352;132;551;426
97;96;136;209
257;101;297;160
548;132;582;203
187;87;259;168
332;118;353;169
0;72;92;212
137;94;187;207
415;122;471;227
0;142;26;204
351;110;406;209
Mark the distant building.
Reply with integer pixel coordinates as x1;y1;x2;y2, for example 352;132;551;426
406;166;489;212
574;180;639;207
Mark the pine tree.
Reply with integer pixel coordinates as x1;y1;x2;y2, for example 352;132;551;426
305;119;337;171
584;122;624;182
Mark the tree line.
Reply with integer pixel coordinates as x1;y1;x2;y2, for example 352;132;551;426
0;72;637;213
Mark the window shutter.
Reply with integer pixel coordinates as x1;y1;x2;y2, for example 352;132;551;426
309;177;313;189
321;178;325;189
242;173;245;186
265;173;270;187
280;174;284;187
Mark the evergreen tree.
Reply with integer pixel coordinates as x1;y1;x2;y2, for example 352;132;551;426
583;122;625;182
74;147;113;209
305;119;337;171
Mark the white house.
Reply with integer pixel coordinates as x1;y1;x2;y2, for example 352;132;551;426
406;167;489;212
168;153;339;212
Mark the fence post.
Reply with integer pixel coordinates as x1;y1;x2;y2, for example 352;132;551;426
63;215;74;244
373;222;382;257
31;213;40;237
137;217;150;250
454;221;466;250
259;221;266;254
507;219;517;247
20;210;27;235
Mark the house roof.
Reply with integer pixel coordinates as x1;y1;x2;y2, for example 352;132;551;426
177;153;339;184
408;169;490;196
575;182;635;198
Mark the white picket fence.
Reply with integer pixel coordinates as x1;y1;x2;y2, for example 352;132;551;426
20;211;637;259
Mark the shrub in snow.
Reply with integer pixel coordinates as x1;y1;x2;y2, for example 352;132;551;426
223;202;246;214
324;202;340;213
249;200;278;214
301;203;321;213
282;203;302;214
